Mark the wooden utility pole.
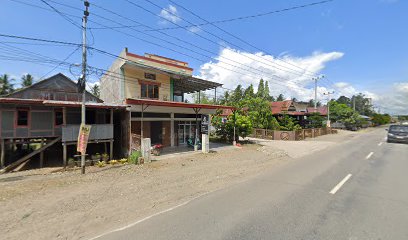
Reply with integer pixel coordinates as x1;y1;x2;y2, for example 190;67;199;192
80;1;89;174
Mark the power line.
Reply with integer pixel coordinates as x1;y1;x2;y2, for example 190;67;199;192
39;0;82;29
80;0;307;83
0;33;81;46
147;0;335;31
9;0;316;87
126;0;316;79
168;0;320;77
0;32;318;94
40;46;81;79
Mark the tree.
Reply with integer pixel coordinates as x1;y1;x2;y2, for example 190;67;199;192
21;74;34;87
212;112;252;142
372;113;391;126
351;93;374;116
276;93;285;101
279;114;301;131
241;97;280;129
244;84;255;99
308;99;314;107
257;79;265;98
264;80;270;98
192;91;212;104
308;113;325;128
0;74;14;95
91;84;100;98
336;95;351;106
218;91;230;105
230;85;244;104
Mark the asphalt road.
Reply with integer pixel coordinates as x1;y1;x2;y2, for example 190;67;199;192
96;127;408;240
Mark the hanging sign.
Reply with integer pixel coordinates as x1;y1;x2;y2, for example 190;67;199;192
77;124;91;154
201;115;209;134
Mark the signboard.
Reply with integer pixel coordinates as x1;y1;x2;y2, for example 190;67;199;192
77;124;91;154
201;115;209;134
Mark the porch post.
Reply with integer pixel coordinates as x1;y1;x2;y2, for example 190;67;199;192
39;138;44;168
62;107;67;168
170;113;175;147
63;142;67;168
1;139;5;169
110;140;114;160
141;103;144;141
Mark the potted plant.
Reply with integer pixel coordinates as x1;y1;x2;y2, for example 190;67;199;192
151;144;164;156
101;153;109;162
91;153;101;161
129;151;141;164
67;157;75;168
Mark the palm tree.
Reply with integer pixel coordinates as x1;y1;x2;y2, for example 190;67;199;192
0;74;14;95
21;74;34;87
91;84;100;98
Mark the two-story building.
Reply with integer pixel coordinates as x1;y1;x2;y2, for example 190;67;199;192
100;48;231;151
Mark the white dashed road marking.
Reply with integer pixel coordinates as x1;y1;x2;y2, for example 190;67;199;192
378;142;383;146
366;152;374;160
330;174;352;195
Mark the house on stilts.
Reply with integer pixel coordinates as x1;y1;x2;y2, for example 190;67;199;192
0;73;127;172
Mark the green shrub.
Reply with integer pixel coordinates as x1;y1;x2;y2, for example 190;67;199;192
129;151;141;164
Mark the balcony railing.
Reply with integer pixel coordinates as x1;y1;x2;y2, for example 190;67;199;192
62;124;113;142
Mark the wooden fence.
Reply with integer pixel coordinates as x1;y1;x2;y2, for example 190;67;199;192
250;128;338;141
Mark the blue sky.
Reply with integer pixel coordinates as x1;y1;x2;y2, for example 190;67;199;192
0;0;407;114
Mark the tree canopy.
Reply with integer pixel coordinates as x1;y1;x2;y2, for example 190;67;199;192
0;74;14;95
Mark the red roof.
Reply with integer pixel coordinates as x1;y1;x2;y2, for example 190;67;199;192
125;98;234;110
307;106;328;116
270;100;293;114
126;52;193;71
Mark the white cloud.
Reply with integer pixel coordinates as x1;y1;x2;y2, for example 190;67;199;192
197;48;348;102
374;82;408;115
159;5;181;24
188;26;201;33
196;47;408;114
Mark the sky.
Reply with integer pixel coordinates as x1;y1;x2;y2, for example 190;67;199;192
0;0;407;114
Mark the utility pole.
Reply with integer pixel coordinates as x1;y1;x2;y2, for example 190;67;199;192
323;91;334;126
352;96;356;111
80;1;89;174
312;75;324;112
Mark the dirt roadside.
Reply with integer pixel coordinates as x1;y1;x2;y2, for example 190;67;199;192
0;130;360;240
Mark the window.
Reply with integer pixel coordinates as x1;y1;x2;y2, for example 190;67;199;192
144;72;156;80
17;109;29;127
141;83;159;99
55;110;63;126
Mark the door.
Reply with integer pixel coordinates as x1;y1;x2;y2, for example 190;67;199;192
150;121;162;145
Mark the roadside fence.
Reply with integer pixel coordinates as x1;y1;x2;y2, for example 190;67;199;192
250;128;338;141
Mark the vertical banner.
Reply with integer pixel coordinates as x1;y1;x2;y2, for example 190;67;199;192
201;114;209;134
77;124;91;154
